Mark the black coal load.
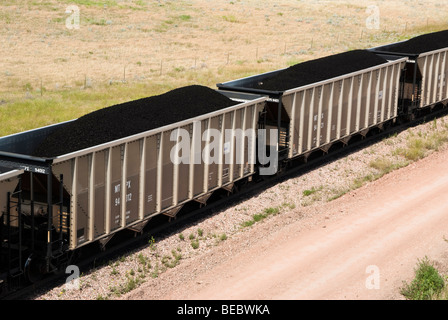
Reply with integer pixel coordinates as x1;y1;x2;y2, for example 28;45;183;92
255;50;388;92
384;30;448;55
32;85;239;158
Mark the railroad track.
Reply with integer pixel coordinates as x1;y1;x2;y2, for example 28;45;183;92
4;106;447;300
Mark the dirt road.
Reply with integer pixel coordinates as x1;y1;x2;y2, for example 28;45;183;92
126;147;448;300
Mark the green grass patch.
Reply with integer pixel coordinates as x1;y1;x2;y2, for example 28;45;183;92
286;58;303;66
85;17;109;26
327;188;349;202
222;15;241;23
154;14;193;32
401;257;445;300
394;130;448;162
302;186;323;197
161;249;182;268
0;63;274;138
179;14;191;21
190;240;199;249
352;174;377;190
241;206;280;228
0;12;12;24
406;137;428;160
369;158;408;176
347;157;408;195
0;82;174;137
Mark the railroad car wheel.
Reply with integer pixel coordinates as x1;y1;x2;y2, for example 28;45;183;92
24;254;46;283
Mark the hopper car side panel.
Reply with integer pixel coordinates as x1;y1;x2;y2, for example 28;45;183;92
370;46;448;113
218;58;406;160
288;60;404;159
417;49;448;108
49;97;265;250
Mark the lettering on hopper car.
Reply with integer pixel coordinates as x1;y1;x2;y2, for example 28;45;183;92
113;180;133;206
16;165;49;174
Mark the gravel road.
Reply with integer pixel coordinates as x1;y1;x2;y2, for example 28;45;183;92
124;144;448;300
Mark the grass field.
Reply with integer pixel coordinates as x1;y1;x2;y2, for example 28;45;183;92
1;0;448;136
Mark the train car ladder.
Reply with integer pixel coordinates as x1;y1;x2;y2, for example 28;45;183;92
279;126;289;149
5;183;25;279
49;174;69;261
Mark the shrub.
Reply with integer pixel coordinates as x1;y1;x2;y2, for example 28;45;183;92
302;186;323;197
401;257;445;300
303;188;316;196
191;240;199;249
369;158;395;174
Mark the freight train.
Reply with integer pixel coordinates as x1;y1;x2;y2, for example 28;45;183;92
1;30;448;294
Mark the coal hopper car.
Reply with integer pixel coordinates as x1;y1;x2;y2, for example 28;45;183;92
217;50;407;163
0;86;267;288
369;30;448;119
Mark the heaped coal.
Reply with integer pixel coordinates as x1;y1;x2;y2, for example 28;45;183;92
256;50;388;91
384;30;448;55
32;85;239;158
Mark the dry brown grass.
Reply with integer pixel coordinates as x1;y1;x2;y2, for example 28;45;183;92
2;0;447;91
0;0;447;136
